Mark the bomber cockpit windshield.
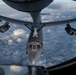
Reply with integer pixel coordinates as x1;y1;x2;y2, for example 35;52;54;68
7;0;39;3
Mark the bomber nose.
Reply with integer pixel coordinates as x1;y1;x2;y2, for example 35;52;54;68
28;51;38;64
28;42;42;64
28;50;42;64
31;60;36;65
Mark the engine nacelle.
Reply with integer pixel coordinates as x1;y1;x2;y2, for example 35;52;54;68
65;23;76;35
0;22;10;33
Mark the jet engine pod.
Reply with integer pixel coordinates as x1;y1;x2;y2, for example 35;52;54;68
3;0;53;12
0;22;10;33
65;23;76;35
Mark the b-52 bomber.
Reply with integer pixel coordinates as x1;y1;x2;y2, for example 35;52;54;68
0;0;76;64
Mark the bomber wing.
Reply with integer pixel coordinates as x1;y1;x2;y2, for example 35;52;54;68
41;18;76;27
39;18;76;35
0;15;33;30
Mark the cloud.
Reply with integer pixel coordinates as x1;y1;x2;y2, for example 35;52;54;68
12;29;25;36
48;2;76;10
10;66;23;72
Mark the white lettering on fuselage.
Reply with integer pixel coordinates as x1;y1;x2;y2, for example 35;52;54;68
33;28;38;37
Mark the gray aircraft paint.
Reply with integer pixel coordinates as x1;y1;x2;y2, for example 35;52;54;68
2;0;54;64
